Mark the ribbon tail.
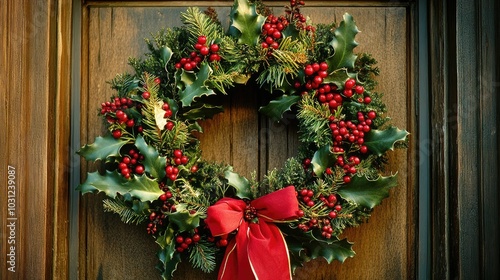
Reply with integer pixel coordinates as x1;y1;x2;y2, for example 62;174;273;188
247;221;292;280
218;222;255;280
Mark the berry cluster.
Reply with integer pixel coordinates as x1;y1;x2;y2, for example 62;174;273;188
296;188;343;239
100;97;140;139
147;211;166;235
285;0;315;31
118;148;145;179
175;36;221;71
175;231;201;253
302;62;329;90
161;102;175;131
165;149;189;182
261;14;289;55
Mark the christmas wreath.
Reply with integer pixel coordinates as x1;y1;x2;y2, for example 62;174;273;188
78;1;409;279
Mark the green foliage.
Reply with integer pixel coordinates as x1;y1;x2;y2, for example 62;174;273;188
134;135;167;179
283;225;355;273
259;95;301;122
225;169;252;199
78;134;129;162
177;63;216;107
156;228;181;280
102;197;148;225
297;95;332;148
312;23;336;62
189;240;217;273
327;13;359;71
78;171;163;202
311;145;335;178
181;7;225;46
338;174;398;208
228;0;266;45
364;127;409;157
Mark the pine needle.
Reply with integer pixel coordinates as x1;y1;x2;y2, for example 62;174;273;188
189;240;217;273
103;199;147;225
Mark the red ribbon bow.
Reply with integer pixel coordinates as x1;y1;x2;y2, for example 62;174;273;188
205;186;299;280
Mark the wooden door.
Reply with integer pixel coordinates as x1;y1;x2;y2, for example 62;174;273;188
79;1;417;279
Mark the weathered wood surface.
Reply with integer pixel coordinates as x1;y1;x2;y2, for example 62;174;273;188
80;2;416;279
0;0;72;279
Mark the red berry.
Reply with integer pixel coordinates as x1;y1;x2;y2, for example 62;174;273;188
329;211;337;219
190;165;198;173
367;111;377;119
200;46;209;56
304;66;314;76
313;76;323;85
173;149;182;158
364;96;372;104
112;130;122;139
135;165;145;175
197;36;207;45
142;92;150;99
183;63;193;71
154;77;161;84
296;210;304;217
345;78;356;89
312;63;320;72
354;85;364;94
343;175;351;183
166;121;175;130
210;44;219;53
218;239;228;247
126;119;135;128
192;234;201;242
360;145;368;153
176;236;184;244
159;193;167;201
272;30;281;39
320;62;328;71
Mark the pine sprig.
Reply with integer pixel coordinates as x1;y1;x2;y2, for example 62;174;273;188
181;7;225;46
297;95;333;148
139;74;164;149
103;198;147;225
189;240;217;273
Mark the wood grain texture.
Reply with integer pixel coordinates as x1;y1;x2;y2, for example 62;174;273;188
79;3;416;280
0;0;71;279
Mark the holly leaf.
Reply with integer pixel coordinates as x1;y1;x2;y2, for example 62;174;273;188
327;13;359;71
364;127;409;156
167;209;201;232
224;170;252;199
337;174;398;208
259;95;301;122
311;145;335;178
323;68;357;89
156;227;181;280
228;0;266;45
78;171;163;202
154;101;168;130
77;134;128;162
134;135;167;179
283;226;355;272
160;46;173;70
178;63;216;107
307;238;356;264
182;103;224;120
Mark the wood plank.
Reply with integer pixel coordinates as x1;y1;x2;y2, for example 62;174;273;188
0;0;71;278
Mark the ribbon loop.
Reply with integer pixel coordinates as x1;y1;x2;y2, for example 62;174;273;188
205;186;299;280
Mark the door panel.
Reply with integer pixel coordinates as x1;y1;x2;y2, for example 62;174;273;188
80;2;416;279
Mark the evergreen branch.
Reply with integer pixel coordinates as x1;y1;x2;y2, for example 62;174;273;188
297;95;333;147
181;7;225;45
189;240;217;273
103;198;147;225
207;62;235;94
139;74;164;149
